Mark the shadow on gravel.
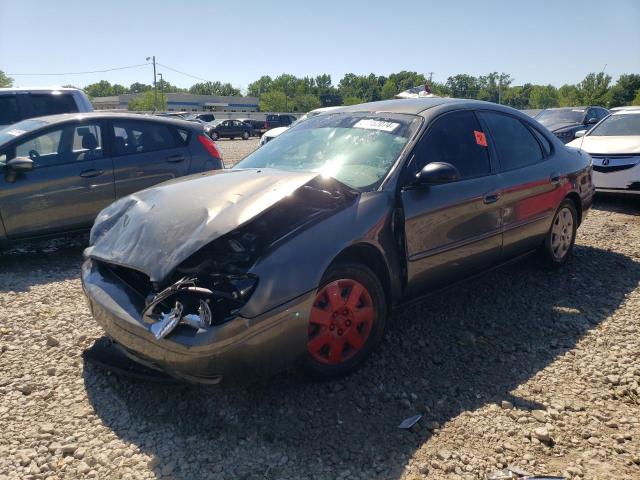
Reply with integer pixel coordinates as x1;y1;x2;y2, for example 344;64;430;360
83;245;640;480
0;233;88;291
592;193;639;216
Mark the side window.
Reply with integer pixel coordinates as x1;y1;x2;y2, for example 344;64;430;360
71;124;103;161
112;121;177;156
29;93;79;116
597;108;609;120
529;126;552;156
413;110;491;179
176;128;190;145
0;96;21;125
482;112;543;171
16;129;64;166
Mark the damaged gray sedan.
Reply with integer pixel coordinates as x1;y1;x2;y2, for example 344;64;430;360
82;98;594;383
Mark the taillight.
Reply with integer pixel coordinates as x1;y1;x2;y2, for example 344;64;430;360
197;134;221;160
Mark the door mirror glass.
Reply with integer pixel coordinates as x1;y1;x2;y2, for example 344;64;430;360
7;156;34;172
574;130;587;139
414;162;461;186
586;117;598;125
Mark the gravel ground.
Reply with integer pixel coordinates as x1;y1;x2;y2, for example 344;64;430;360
0;143;638;480
218;137;260;167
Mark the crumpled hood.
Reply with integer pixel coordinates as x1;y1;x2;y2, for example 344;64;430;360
567;135;640;154
86;168;320;282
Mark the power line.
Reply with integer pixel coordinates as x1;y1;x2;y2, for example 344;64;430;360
156;62;211;83
8;63;151;76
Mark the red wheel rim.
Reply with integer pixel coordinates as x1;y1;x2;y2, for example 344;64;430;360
307;279;375;365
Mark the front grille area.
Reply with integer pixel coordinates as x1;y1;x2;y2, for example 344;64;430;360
101;262;155;299
591;155;639;173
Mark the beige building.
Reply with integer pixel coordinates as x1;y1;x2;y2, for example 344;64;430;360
92;93;259;112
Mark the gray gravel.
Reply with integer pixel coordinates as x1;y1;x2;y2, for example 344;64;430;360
0;145;639;480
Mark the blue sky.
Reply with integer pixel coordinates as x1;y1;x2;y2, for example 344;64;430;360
1;0;638;92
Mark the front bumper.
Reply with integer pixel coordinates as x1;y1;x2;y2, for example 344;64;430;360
81;259;314;383
593;161;640;195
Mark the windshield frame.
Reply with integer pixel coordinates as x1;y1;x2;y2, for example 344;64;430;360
234;111;423;192
587;113;640;137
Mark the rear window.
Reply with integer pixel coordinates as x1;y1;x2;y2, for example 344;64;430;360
29;93;79;116
0;95;21;126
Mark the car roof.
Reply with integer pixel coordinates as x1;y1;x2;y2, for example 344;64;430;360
613;109;640;115
18;111;201;128
336;97;521;117
0;87;85;93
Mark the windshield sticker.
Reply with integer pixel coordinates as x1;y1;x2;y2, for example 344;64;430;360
474;130;488;147
353;119;400;133
5;129;26;137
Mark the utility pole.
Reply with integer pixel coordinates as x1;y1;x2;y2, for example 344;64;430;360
157;72;164;110
427;72;434;83
146;56;157;111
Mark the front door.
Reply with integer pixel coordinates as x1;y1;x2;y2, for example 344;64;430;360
0;121;115;238
110;119;190;199
400;110;503;296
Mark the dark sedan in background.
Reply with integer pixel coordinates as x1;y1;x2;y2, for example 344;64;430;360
82;97;594;384
536;106;609;143
0;112;223;243
205;119;253;140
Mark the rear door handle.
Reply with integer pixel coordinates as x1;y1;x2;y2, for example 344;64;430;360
79;169;104;178
483;192;501;204
166;155;185;163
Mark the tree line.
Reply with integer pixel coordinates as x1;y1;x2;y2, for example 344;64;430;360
2;69;639;112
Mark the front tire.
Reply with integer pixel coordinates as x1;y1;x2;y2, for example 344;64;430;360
542;199;577;266
299;262;387;380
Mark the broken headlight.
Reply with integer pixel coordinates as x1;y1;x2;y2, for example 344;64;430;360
142;274;257;340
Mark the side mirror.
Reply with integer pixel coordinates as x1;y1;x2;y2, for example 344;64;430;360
413;162;461;186
586;117;598;125
574;130;587;139
7;156;34;172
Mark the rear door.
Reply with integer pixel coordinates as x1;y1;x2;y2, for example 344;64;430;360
400;110;502;296
110;119;191;199
478;111;560;258
0;121;115;238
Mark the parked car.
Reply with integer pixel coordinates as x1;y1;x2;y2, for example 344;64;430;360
0;87;93;127
567;109;640;195
260;107;341;146
536;106;609;143
184;113;216;123
0;112;223;243
205;119;253;140
264;114;297;130
609;106;640;113
156;112;188;119
237;118;265;136
82;98;594;383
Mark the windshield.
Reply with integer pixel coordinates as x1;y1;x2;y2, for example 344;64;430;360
588;114;640;137
234;112;421;190
0;119;49;145
536;108;585;126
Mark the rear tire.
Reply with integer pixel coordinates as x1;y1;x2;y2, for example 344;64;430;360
542;199;577;266
210;132;218;140
242;131;249;140
299;262;387;380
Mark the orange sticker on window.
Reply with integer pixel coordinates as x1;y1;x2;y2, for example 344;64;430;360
474;130;488;147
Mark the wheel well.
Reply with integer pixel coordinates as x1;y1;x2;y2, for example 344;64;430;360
565;192;582;225
330;244;392;314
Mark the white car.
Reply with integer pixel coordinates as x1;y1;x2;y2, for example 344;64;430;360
567;109;640;195
259;106;341;146
0;87;93;127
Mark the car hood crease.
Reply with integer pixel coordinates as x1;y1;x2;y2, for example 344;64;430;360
85;168;320;282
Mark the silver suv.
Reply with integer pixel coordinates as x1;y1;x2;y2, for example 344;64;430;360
0;87;93;127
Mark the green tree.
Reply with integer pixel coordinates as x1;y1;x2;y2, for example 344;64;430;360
338;73;381;102
632;89;640;106
381;79;398;99
189;81;240;96
84;80;116;98
477;72;512;104
112;84;128;95
558;84;581;107
247;75;273;97
0;70;13;87
577;72;611;105
342;96;363;106
528;85;559;108
129;82;152;93
292;94;321;112
502;84;533;109
445;74;480;99
128;91;167;111
259;90;288;111
608;74;640;107
387;71;426;92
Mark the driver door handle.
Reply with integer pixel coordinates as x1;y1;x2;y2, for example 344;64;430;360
79;169;104;178
166;155;185;163
483;191;501;204
550;173;561;185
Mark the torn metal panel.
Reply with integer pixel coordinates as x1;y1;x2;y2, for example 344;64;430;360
85;168;319;282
